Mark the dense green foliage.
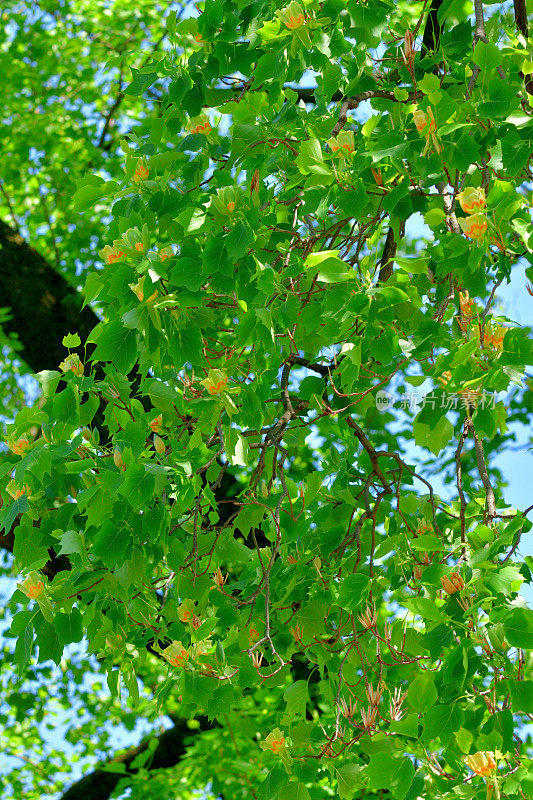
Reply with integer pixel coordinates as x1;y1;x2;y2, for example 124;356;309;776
1;1;533;799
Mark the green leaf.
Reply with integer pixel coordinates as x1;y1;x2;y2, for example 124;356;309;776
36;369;61;398
337;574;370;612
404;596;444;622
305;250;352;283
510;680;533;713
226;222;254;260
366;753;414;800
124;68;158;96
88;321;137;374
58;530;85;557
408;673;437;712
422;704;463;744
92;521;131;568
13;621;34;667
284;681;308;717
473;40;502;71
34;618;63;665
279;784;310;800
258;766;289;800
504;606;533;649
54;610;83;645
336;764;364;800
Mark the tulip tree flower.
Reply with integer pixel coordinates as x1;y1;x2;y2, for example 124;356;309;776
178;599;195;623
482;323;507;351
327;130;355;162
161;641;189;667
17;571;45;600
59;353;84;376
465;751;497;777
113;225;150;257
158;245;174;261
457;186;486;214
8;436;31;455
128;276;158;303
200;369;229;395
260;728;293;765
188;115;212;136
100;244;127;264
277;2;305;29
7;480;30;500
211;187;239;218
458;289;476;332
17;571;54;621
276;3;311;51
149;414;164;433
459;213;488;240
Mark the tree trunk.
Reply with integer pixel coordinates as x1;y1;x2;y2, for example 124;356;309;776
59;717;215;800
0;218;100;374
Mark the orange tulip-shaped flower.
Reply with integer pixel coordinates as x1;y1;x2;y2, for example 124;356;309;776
159;245;174;261
59;353;84;376
277;1;305;29
260;728;287;754
458;289;476;332
327;130;355;159
249;625;261;644
149;414;163;433
457;187;486;214
465;751;496;777
162;641;189;667
178;601;194;623
200;369;228;395
17;571;45;600
9;436;31;456
459;213;487;240
100;244;127;264
188;115;212;135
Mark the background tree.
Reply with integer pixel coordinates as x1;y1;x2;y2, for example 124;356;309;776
1;2;533;800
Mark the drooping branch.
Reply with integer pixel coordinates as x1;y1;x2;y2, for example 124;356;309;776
60;717;215;800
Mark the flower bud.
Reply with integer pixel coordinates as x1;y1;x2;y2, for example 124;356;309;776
113;448;124;469
154;435;165;455
133;158;149;184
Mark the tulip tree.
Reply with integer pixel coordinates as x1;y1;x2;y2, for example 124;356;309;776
2;1;533;799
